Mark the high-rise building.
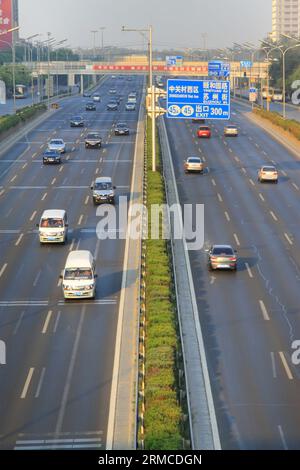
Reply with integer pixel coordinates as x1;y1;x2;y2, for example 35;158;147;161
272;0;300;41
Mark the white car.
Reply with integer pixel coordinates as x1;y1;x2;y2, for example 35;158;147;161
93;93;101;102
258;165;278;183
126;102;136;111
48;138;66;153
224;125;238;137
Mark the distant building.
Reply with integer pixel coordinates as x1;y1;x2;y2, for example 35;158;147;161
271;0;300;42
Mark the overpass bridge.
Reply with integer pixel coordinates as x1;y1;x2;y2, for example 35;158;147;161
24;59;269;90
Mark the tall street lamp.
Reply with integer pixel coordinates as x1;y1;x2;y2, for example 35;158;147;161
261;39;300;118
99;27;106;58
122;26;156;170
0;26;20;113
90;30;98;60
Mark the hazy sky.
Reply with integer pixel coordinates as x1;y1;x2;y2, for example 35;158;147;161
19;0;272;50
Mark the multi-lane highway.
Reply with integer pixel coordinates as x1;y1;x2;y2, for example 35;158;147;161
0;75;144;449
164;99;300;450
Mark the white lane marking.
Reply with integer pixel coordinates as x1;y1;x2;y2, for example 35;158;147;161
69;238;75;252
32;152;37;158
39;144;43;149
281;170;287;177
0;263;8;278
10;175;17;183
51;178;56;185
228;148;233;153
95;168;99;174
76;239;81;250
248;136;253;141
53;311;61;333
84;196;89;205
278;425;289;450
259;300;270;321
279;352;293;380
30;210;37;221
33;270;41;287
270;352;277;379
78;214;83;226
224;211;230;221
22;163;28;169
292;182;299;190
284;233;293;245
259;193;265;201
233;233;240;246
234;156;239;162
211;178;216;186
245;262;253;278
249;178;255;186
270;211;278;221
57;277;62;287
255;143;259;148
202;156;206;162
13;311;25;335
0;189;5;196
54;307;86;438
59;166;64;173
35;367;46;398
15;233;24;246
21;368;35;399
262;151;267;156
241;167;246;174
41;192;47;201
42;310;53;334
217;193;223;202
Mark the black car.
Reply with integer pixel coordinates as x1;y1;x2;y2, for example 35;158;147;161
107;101;118;111
86;101;96;111
70;115;84;127
83;91;92;98
43;149;61;164
85;132;102;149
115;122;129;136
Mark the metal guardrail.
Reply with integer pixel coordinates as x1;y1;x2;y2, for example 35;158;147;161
158;116;221;450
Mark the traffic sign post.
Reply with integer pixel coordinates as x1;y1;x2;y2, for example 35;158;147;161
167;79;230;120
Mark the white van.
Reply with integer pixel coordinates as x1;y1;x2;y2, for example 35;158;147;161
37;209;68;244
60;250;97;299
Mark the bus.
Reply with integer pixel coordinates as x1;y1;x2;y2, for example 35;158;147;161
261;86;274;100
272;89;283;102
15;84;28;99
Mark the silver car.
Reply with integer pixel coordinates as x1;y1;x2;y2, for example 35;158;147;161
184;156;204;173
48;138;66;153
206;245;237;271
224;125;238;137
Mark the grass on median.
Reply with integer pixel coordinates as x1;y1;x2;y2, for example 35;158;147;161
253;107;300;140
143;116;186;450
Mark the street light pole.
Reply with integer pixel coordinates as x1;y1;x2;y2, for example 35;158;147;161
91;30;97;60
122;26;156;170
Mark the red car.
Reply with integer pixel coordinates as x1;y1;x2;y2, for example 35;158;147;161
197;126;211;138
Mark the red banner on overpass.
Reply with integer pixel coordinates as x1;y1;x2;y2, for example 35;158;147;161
92;64;208;74
0;0;13;49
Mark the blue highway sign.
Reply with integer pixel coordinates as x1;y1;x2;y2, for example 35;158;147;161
167;79;230;120
208;61;230;78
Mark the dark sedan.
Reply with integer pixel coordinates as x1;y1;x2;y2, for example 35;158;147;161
43;149;61;164
115;122;129;136
70;115;84;127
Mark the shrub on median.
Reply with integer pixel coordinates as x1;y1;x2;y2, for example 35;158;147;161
253;107;300;140
0;103;47;136
143;117;185;450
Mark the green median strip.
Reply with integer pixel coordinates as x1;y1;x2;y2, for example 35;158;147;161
139;117;189;450
253;107;300;140
0;103;47;136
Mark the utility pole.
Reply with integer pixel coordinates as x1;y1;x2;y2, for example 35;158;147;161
91;30;97;60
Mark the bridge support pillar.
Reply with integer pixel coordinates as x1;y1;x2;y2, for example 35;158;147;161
92;74;97;85
80;74;84;94
67;73;75;87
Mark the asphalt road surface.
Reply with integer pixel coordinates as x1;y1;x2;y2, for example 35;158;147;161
0;74;144;449
164;100;300;449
